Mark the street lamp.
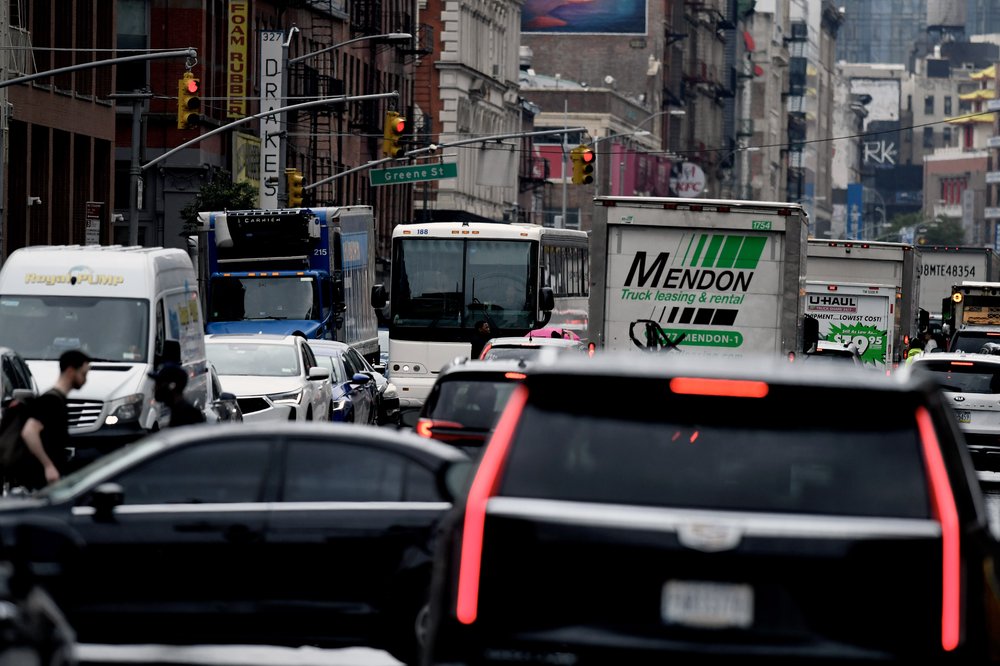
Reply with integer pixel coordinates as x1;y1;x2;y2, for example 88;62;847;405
590;129;651;196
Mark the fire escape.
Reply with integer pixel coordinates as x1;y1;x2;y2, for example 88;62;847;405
784;20;808;203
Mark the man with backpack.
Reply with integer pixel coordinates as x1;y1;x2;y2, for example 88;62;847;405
11;351;90;490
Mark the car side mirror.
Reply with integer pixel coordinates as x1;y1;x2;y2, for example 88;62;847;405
372;363;387;374
219;392;237;401
351;372;372;385
539;287;555;312
371;283;388;309
90;483;124;523
308;366;331;381
10;389;34;403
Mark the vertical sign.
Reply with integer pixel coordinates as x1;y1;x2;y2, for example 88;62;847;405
259;30;284;209
846;183;863;240
227;1;249;118
85;201;103;245
962;188;976;243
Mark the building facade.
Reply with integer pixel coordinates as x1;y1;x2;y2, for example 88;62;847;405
2;0;115;257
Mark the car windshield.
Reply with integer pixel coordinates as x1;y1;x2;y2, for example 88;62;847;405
426;377;520;430
0;295;149;362
482;347;546;361
915;360;1000;393
391;239;535;333
208;276;318;322
207;342;301;377
501;377;930;519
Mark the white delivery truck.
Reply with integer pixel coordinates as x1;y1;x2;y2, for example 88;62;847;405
804;282;897;369
590;197;808;357
806;240;920;366
0;246;208;457
917;246;1000;316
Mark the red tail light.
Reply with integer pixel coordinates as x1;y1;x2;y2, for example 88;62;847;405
415;418;464;439
587;342;596;358
670;377;769;398
455;384;529;625
479;343;492;359
915;406;962;652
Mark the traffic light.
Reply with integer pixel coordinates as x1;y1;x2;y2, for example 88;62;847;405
177;72;201;129
382;111;406;158
571;145;595;185
286;168;305;208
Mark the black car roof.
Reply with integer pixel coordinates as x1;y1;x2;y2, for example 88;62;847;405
438;359;531;378
137;422;469;465
523;353;937;396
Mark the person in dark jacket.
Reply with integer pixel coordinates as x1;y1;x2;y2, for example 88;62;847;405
149;363;205;428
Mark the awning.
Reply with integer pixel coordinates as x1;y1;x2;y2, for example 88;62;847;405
959;88;995;101
946;113;995;124
970;64;996;81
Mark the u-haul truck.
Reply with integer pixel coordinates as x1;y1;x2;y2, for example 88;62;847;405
589;197;808;357
805;282;896;368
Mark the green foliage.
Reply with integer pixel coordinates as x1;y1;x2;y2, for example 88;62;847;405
180;171;258;235
881;211;966;246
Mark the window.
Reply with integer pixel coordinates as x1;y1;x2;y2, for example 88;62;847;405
404;463;442;502
923;127;934;148
113;440;271;505
924;95;934;115
542;243;589;298
944;96;952;115
282;441;406;502
943;127;952;145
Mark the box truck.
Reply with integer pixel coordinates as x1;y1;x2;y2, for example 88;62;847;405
806;240;920;365
804;282;897;369
918;246;1000;316
589;197;808;357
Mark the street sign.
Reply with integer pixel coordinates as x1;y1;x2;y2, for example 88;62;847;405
369;162;457;186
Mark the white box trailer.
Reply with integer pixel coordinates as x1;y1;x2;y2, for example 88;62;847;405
590;197;808;357
805;282;897;369
917;246;1000;315
806;240;920;365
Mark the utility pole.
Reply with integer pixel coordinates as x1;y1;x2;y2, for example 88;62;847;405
561;99;568;229
109;90;153;246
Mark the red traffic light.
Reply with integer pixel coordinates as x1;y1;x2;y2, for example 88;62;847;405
186;78;199;94
581;149;594;163
394;119;406;134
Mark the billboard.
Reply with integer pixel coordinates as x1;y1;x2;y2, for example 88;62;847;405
522;0;646;34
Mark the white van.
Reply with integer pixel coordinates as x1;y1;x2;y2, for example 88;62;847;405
0;246;208;453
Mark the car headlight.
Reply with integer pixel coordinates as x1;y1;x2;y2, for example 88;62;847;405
383;382;398;399
269;389;304;405
105;393;145;425
331;399;347;411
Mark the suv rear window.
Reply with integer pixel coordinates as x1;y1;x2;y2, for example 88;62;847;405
426;375;519;430
500;377;931;519
916;360;1000;394
951;332;1000;353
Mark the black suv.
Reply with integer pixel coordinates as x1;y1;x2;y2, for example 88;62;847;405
425;355;1000;664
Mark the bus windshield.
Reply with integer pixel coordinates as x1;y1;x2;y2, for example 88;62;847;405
0;296;149;362
391;239;535;333
209;275;319;322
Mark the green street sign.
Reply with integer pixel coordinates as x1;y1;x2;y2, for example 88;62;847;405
369;162;458;186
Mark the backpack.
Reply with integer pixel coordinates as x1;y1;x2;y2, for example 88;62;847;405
0;393;36;474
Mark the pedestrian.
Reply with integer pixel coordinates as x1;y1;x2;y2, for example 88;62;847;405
922;331;938;354
14;350;90;490
904;338;924;367
471;320;492;359
149;363;205;428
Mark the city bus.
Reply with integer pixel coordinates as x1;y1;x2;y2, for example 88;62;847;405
372;222;589;408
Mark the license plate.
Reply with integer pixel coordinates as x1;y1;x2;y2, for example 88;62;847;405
662;580;753;629
958;410;972;424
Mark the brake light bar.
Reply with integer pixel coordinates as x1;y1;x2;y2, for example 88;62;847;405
504;372;527;380
669;377;769;398
915;406;961;652
455;385;529;625
950;361;975;367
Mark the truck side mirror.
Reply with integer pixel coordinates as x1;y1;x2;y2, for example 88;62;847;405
539;287;555;312
372;284;388;309
802;315;819;353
